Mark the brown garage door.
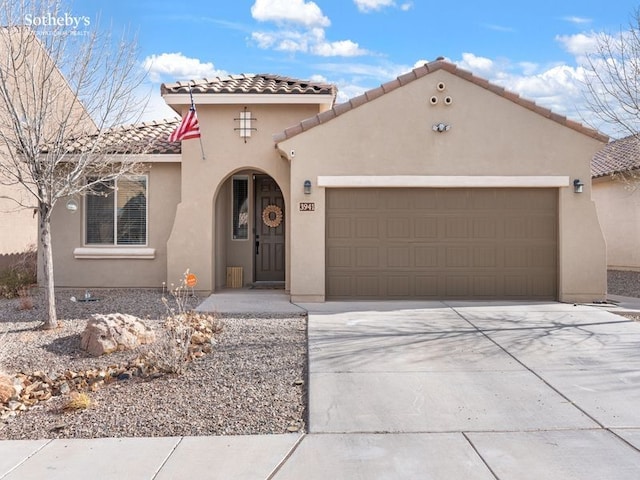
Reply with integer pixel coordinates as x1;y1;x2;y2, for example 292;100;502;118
326;188;557;300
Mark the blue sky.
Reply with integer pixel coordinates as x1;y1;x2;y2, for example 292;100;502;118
74;0;639;135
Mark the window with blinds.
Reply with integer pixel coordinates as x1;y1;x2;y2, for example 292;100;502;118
233;176;248;240
85;176;148;246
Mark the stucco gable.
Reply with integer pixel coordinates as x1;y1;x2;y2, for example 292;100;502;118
274;60;608;144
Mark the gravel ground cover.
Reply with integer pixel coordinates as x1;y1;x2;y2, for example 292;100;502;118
0;289;307;440
608;270;640;298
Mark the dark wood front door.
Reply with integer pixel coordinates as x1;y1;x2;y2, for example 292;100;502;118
255;175;285;282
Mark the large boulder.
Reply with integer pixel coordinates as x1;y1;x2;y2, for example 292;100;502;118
80;313;156;356
0;373;15;403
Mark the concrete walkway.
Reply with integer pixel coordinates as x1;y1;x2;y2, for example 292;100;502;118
2;298;640;479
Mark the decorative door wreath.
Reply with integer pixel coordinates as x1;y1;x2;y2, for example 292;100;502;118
262;204;283;228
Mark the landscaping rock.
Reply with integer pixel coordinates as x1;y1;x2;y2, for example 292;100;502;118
80;313;156;356
0;373;16;403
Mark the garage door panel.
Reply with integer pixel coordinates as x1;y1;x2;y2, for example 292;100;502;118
472;218;498;238
415;247;438;267
387;276;411;296
446;276;470;296
356;247;379;267
387;217;411;238
446;246;470;267
327;246;352;268
445;218;469;238
472;276;498;296
415;217;438;238
473;247;498;267
326;188;557;300
387;247;410;267
355;217;379;238
327;217;352;239
356;276;379;297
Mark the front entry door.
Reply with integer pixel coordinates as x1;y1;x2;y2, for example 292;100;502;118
255;175;285;282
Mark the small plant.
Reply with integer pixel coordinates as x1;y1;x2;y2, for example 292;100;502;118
141;270;221;375
0;246;37;299
62;392;92;412
16;287;34;311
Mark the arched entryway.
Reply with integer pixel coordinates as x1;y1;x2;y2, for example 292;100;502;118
214;171;286;290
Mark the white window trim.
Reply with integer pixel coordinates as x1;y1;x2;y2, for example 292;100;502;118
73;247;155;259
83;174;149;247
317;175;570;188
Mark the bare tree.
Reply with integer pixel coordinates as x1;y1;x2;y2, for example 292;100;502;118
0;0;149;329
582;8;640;140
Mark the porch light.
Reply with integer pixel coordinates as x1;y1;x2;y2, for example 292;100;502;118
303;180;312;195
66;198;78;212
432;122;450;133
573;179;584;194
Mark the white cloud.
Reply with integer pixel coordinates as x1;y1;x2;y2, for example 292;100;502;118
313;39;368;57
483;24;516;33
142;52;226;82
354;0;395;12
250;2;369;58
353;0;413;12
556;33;600;57
457;53;497;76
563;16;592;25
251;0;330;27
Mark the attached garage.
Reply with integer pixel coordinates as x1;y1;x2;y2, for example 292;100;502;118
277;60;608;304
326;188;558;300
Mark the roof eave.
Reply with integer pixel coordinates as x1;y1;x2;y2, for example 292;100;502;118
162;93;336;107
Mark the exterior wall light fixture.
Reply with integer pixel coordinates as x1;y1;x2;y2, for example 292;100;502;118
66;198;78;212
432;123;451;133
304;180;312;195
573;179;584;194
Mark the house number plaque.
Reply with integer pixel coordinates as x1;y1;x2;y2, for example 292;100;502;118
299;202;315;211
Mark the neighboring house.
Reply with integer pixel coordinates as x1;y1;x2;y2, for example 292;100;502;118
50;60;609;303
592;135;640;271
0;27;95;258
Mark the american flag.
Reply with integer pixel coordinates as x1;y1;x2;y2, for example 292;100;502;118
168;105;201;142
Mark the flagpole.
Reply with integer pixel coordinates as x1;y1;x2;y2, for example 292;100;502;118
189;83;206;160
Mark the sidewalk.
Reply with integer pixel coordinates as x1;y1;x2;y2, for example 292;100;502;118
2;298;640;479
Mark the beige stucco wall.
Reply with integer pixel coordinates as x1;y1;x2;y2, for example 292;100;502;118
0;183;36;255
593;176;640;271
166;103;321;291
50;162;181;288
279;69;607;303
0;28;95;257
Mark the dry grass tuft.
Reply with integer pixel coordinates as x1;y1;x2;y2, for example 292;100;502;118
62;392;92;412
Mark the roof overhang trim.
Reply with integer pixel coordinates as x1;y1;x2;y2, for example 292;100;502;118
163;93;335;106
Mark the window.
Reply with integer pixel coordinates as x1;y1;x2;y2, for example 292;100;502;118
232;176;248;240
85;176;147;246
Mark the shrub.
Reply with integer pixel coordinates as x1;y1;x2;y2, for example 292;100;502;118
0;247;37;299
140;271;222;375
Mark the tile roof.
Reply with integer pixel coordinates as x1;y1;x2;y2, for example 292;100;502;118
161;74;337;97
63;118;182;155
274;60;609;144
592;134;640;178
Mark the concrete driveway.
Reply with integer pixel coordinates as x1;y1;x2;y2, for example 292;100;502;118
285;300;640;479
3;299;640;479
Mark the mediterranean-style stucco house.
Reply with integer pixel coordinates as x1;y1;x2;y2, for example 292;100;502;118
592;135;640;271
50;60;610;303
